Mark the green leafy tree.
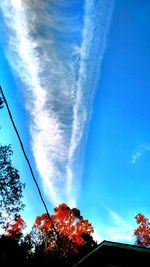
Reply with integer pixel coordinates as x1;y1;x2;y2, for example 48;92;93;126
0;96;4;109
0;144;25;226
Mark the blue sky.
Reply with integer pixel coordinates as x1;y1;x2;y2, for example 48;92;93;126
0;0;150;243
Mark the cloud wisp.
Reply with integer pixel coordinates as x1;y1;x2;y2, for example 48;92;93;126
131;143;150;164
0;0;114;206
105;209;135;243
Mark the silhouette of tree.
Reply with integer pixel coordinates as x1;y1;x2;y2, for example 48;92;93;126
0;96;4;109
0;232;32;266
134;213;150;247
0;144;25;226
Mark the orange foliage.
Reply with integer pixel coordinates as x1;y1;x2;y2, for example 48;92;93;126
134;213;150;247
5;216;25;237
35;203;94;253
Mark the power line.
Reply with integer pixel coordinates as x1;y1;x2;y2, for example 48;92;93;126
0;85;61;247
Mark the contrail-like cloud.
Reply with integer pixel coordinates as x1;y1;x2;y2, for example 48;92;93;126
0;0;114;206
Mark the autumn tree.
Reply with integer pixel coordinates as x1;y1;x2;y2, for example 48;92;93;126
31;203;97;265
0;144;25;226
0;216;33;266
134;213;150;247
5;215;25;238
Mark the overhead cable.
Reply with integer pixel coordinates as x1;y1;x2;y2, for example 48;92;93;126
0;85;61;248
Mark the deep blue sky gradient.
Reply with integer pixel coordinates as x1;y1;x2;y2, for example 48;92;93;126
79;0;150;241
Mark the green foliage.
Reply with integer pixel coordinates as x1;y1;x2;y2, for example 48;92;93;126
0;96;4;109
0;144;25;226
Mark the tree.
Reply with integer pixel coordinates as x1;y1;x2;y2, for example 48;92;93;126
32;203;97;265
5;215;25;238
0;217;32;267
0;144;25;226
0;96;4;109
134;213;150;247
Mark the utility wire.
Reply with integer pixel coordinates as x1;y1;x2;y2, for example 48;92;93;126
0;85;61;247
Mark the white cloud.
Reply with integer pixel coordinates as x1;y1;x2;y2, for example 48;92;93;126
92;208;136;245
0;0;114;207
131;143;150;164
92;227;103;243
105;209;135;243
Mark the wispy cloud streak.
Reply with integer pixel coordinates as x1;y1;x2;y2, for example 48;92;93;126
105;209;135;242
0;0;114;206
131;143;150;164
66;0;114;203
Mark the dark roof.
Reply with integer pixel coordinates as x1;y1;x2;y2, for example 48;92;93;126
73;240;150;267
